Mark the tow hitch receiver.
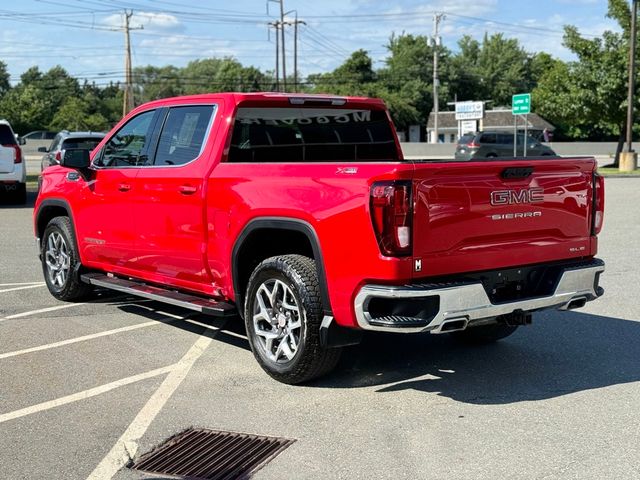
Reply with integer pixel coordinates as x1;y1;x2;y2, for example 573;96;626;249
498;310;532;327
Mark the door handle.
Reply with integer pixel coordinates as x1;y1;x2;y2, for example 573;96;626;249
118;183;131;192
178;185;198;195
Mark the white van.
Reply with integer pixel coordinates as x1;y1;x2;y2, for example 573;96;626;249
0;120;26;204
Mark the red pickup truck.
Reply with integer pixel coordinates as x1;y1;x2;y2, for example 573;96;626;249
35;93;605;384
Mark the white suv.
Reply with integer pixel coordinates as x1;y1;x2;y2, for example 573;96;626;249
0;119;26;204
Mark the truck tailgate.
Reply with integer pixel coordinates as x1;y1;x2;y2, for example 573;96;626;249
412;157;596;277
0;145;15;173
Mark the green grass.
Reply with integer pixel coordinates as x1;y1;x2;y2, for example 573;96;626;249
26;174;39;186
597;167;640;175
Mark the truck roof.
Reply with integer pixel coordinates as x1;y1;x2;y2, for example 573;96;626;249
135;92;387;112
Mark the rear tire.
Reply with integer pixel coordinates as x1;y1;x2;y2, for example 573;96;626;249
452;322;518;344
244;254;341;384
41;216;93;301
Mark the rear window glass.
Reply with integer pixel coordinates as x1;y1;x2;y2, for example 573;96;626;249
62;138;103;150
458;134;474;145
0;125;16;145
228;107;399;162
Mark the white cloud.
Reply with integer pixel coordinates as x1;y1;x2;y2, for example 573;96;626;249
103;12;184;33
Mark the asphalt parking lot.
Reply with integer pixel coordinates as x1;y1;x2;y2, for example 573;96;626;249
1;178;639;480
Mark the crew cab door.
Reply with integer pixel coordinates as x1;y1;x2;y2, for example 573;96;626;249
76;109;160;268
131;104;218;291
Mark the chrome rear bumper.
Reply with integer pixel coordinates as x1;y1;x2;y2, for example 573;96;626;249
354;259;605;333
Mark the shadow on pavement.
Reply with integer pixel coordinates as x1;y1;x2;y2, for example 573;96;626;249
116;301;251;352
0;189;37;209
310;311;640;404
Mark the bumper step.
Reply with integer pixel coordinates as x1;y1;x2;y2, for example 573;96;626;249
81;273;236;317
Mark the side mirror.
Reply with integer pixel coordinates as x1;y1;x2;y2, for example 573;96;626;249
61;148;91;169
37;146;48;153
17;136;26;145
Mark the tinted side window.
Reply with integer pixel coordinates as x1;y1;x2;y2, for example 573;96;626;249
95;110;155;168
479;133;496;144
497;134;513;145
154;105;214;166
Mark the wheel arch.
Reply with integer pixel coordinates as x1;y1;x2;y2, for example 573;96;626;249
232;218;332;319
36;198;75;241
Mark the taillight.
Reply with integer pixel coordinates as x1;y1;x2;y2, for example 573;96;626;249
467;142;480;148
55;151;62;162
2;144;21;163
592;173;605;234
370;180;413;256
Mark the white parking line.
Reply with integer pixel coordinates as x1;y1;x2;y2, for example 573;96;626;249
0;282;45;287
0;284;45;294
87;333;216;480
0;365;174;424
0;321;160;360
1;303;86;321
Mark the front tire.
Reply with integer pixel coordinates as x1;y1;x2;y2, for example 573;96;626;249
41;216;93;301
244;254;341;384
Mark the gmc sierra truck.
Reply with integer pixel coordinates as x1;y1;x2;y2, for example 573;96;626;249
34;93;605;384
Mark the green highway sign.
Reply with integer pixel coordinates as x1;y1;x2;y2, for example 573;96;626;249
512;93;531;115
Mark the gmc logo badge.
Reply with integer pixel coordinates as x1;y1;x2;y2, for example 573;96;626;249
490;188;544;205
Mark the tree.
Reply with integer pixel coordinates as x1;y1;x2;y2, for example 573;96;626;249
181;58;268;94
0;61;10;97
378;34;437;131
48;97;109;132
534;0;633;153
308;49;377;95
446;34;531;107
134;65;183;103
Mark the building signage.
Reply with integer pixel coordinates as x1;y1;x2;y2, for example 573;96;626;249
455;101;484;120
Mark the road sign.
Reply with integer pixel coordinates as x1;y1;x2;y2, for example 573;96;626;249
512;93;531;115
455;101;484;120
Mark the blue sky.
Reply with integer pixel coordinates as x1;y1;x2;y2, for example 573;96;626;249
0;0;619;86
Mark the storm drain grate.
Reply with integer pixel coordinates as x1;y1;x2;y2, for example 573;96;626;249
131;427;296;480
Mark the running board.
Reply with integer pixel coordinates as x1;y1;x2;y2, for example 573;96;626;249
81;273;236;317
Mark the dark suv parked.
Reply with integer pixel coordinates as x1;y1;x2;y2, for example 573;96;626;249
455;131;556;160
39;131;105;171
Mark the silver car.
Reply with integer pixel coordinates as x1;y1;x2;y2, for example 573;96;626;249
455;131;556;160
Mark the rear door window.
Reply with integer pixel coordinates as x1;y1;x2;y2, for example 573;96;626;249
153;105;215;166
228;107;399;162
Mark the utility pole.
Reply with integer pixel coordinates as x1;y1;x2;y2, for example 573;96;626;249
622;0;638;171
431;13;445;144
284;13;305;92
279;0;286;92
122;9;142;117
268;21;280;91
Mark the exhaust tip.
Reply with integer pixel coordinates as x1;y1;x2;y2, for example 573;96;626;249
566;297;587;310
439;318;468;333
